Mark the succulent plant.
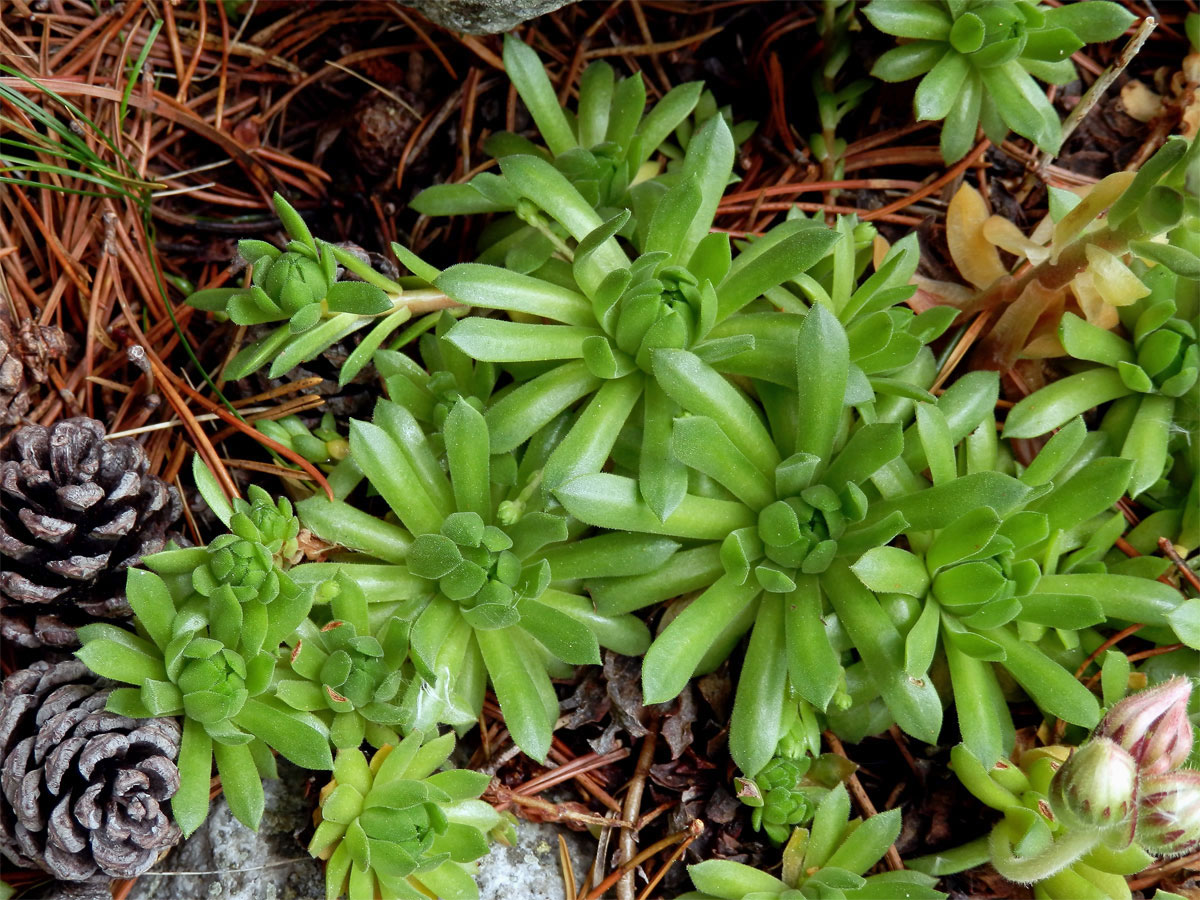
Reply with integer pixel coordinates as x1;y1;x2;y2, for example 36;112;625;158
295;396;652;761
554;294;1032;774
309;730;511;900
1137;770;1200;858
155;474;311;660
735;748;855;844
809;2;874;182
865;0;1136;162
916;678;1200;898
847;415;1200;766
684;783;944;899
185;194;454;383
1005;284;1199;498
412;34;753;252
73;573;331;834
257;413;351;469
373;311;497;430
273;571;419;750
73;472;333;835
411;108;841;522
736;758;819;844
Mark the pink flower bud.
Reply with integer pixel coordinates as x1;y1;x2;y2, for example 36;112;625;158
1137;770;1200;858
1096;677;1194;775
1049;737;1138;830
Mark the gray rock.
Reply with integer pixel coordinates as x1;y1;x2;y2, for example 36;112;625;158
476;819;594;900
127;761;325;900
126;760;594;900
404;0;574;34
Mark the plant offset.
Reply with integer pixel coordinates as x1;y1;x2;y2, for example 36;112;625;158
1;4;1198;900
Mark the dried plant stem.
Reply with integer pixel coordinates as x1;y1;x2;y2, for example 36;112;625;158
1036;17;1158;178
616;726;659;900
864;139;991;222
1159;537;1200;593
635;820;705;900
1128;848;1200;890
584;820;701;900
824;731;904;871
487;784;630;829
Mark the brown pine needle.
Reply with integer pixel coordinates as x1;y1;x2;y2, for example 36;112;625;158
559;834;578;900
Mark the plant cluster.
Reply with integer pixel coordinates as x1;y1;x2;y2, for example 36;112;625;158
40;18;1197;900
910;679;1199;899
683;783;944;899
864;0;1136;162
309;730;512;900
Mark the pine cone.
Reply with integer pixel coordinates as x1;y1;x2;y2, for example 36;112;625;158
0;660;182;882
0;311;68;427
0;418;183;649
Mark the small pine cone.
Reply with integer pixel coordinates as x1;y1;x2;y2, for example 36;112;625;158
0;660;182;881
0;417;183;649
0;311;68;427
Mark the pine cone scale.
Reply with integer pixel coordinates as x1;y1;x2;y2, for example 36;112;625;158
91;507;138;540
48;553;114;582
5;741;41;823
44;736;88;793
73;783;105;830
18;508;75;544
49;797;88;852
58;483;106;512
2;572;69;602
0;527;36;560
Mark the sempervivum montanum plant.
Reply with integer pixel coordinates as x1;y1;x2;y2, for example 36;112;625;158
1004;272;1199;498
912;678;1200;899
257;412;351;471
864;0;1136;162
0;660;181;883
415;111;840;522
555;296;1021;777
185;192;453;385
682;783;945;900
74;463;333;835
309;730;512;900
412;34;753;263
273;570;429;751
560;284;1200;779
0;417;182;650
848;411;1200;767
733;731;857;845
371;311;498;432
295;396;652;762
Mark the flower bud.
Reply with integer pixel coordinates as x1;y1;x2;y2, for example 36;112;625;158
1049;737;1138;830
1096;677;1194;775
1137;770;1200;858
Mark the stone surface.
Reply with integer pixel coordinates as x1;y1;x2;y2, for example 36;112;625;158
125;760;596;900
404;0;574;34
476;819;594;900
127;760;324;900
